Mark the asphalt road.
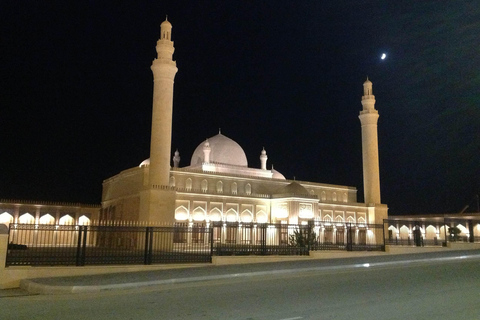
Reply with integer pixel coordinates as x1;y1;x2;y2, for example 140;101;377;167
1;255;479;320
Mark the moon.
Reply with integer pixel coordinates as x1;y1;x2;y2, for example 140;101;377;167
381;53;387;60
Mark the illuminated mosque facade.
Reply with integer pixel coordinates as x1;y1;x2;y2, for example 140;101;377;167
100;18;388;232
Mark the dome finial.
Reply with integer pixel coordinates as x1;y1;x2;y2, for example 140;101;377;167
260;147;268;170
173;149;180;168
203;139;211;163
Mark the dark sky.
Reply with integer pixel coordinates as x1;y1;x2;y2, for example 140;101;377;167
1;1;479;215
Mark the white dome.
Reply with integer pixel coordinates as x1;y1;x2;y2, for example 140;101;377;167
139;159;150;167
272;168;286;180
190;133;248;167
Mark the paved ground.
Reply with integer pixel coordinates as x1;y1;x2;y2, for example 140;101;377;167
10;250;480;294
1;250;479;320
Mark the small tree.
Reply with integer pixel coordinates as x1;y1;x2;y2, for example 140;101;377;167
448;226;462;241
289;227;317;247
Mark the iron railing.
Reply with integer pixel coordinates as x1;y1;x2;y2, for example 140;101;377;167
6;221;388;266
211;223;311;256
6;224;212;266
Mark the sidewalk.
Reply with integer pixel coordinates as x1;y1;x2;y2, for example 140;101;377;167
17;249;480;295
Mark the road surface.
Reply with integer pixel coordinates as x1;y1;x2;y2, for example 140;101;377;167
1;254;479;319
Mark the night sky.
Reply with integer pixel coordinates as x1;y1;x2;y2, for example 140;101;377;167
1;1;479;215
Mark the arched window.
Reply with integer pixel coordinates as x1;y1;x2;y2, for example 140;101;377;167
192;207;206;221
256;210;268;223
59;215;74;225
169;176;176;188
231;182;237;195
201;179;208;192
19;213;35;224
209;208;222;222
78;215;91;225
0;212;14;224
321;191;326;201
225;209;238;222
216;181;223;193
175;206;189;221
186;178;192;191
240;210;253;223
343;193;348;202
39;214;55;225
245;183;251;195
332;192;337;202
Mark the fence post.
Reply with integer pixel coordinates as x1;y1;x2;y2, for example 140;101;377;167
414;222;421;247
80;226;87;266
468;220;474;243
209;226;214;261
346;223;353;251
76;226;83;266
382;221;386;251
0;224;8;268
307;222;312;254
144;227;152;265
443;218;448;247
261;224;267;255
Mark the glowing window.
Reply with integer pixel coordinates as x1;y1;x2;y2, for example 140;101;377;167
245;183;251;195
321;191;326;201
39;214;55;225
59;215;74;225
0;212;14;224
216;181;223;193
201;180;208;192
78;215;91;225
19;213;35;224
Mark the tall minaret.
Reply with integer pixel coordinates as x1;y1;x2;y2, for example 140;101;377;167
359;78;381;204
149;18;178;187
140;18;178;223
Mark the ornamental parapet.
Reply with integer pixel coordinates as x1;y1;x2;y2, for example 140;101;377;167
175;187;271;199
271;193;318;200
0;199;100;208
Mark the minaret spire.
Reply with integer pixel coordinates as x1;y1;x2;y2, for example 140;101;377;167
140;18;178;223
203;139;211;163
148;18;178;188
359;78;381;205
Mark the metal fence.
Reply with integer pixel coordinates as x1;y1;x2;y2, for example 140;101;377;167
5;221;386;267
384;218;480;247
212;223;310;256
6;224;212;266
310;222;385;251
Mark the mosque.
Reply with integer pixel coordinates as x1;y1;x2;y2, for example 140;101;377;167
2;19;478;251
100;18;389;230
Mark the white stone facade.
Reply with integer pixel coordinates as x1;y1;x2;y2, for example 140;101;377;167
101;19;389;226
